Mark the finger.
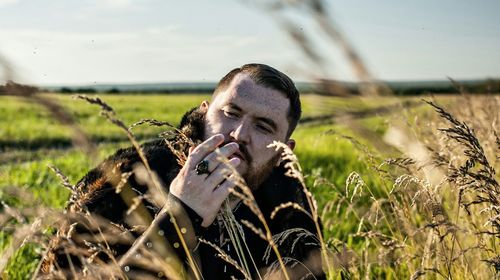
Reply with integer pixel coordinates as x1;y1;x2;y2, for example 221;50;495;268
206;157;240;187
203;142;239;173
186;134;224;168
212;174;238;204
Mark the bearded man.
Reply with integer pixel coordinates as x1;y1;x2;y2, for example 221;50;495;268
42;64;324;279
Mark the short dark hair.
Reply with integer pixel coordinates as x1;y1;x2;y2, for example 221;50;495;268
213;63;301;138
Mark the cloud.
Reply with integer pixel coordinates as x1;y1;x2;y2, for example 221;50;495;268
0;26;298;84
96;0;135;9
82;0;140;10
0;0;19;7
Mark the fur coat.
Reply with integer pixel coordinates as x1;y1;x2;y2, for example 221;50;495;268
41;108;324;279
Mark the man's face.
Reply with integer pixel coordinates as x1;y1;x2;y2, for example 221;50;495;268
202;73;292;189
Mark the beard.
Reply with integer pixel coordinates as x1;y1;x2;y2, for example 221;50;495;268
242;152;280;191
219;139;280;191
226;153;279;207
215;135;281;191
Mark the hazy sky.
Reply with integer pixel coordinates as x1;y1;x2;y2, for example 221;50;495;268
0;0;499;85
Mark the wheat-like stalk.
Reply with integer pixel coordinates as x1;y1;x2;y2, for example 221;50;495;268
267;141;333;275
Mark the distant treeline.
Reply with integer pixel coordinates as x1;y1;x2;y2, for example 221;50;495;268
55;87;214;94
8;78;500;95
389;78;500;95
314;79;500;96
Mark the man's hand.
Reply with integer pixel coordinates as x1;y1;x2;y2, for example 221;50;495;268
170;134;240;227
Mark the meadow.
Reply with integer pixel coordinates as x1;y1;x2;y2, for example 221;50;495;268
0;92;498;279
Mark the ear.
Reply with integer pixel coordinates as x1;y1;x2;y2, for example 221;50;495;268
199;100;209;112
286;139;296;151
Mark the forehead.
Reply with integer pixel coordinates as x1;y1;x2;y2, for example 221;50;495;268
213;74;290;127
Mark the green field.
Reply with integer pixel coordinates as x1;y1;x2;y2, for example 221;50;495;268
0;93;388;206
1;93;498;279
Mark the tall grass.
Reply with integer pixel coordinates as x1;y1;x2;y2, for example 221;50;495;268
1;84;498;279
314;95;499;279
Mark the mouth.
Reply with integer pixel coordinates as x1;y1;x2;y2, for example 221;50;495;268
230;150;246;162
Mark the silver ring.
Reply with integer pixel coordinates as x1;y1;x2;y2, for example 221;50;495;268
195;159;210;175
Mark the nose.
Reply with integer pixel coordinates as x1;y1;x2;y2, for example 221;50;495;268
229;118;251;144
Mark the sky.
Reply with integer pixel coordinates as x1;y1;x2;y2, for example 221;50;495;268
0;0;499;85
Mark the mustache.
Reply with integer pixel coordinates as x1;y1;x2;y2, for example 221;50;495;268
222;140;252;163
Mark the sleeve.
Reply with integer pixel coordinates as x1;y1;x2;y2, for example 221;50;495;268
115;192;206;279
39;141;205;279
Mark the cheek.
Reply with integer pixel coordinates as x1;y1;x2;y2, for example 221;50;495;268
254;134;275;149
206;112;238;137
204;112;224;134
252;138;278;163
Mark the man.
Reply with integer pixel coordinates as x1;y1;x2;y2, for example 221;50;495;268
42;64;323;279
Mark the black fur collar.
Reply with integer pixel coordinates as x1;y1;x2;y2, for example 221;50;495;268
177;107;205;143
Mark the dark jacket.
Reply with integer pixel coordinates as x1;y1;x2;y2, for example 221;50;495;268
41;108;324;279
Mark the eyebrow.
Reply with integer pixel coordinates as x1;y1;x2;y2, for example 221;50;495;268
228;103;277;132
256;117;277;132
228;103;242;112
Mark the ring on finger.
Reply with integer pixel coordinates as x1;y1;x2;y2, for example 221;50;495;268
195;159;210;175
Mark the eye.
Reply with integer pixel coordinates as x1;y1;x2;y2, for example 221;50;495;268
223;109;240;119
256;123;272;134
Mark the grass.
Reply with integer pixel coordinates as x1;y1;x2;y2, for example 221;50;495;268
1;92;498;279
0;93;389;208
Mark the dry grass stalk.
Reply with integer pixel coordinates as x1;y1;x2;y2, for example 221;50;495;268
73;94;202;279
216;153;292;280
267;141;332;275
0;81;97;158
249;0;392;97
307;95;499;278
199;238;252;280
270;202;312;220
47;164;76;193
218;199;264;280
